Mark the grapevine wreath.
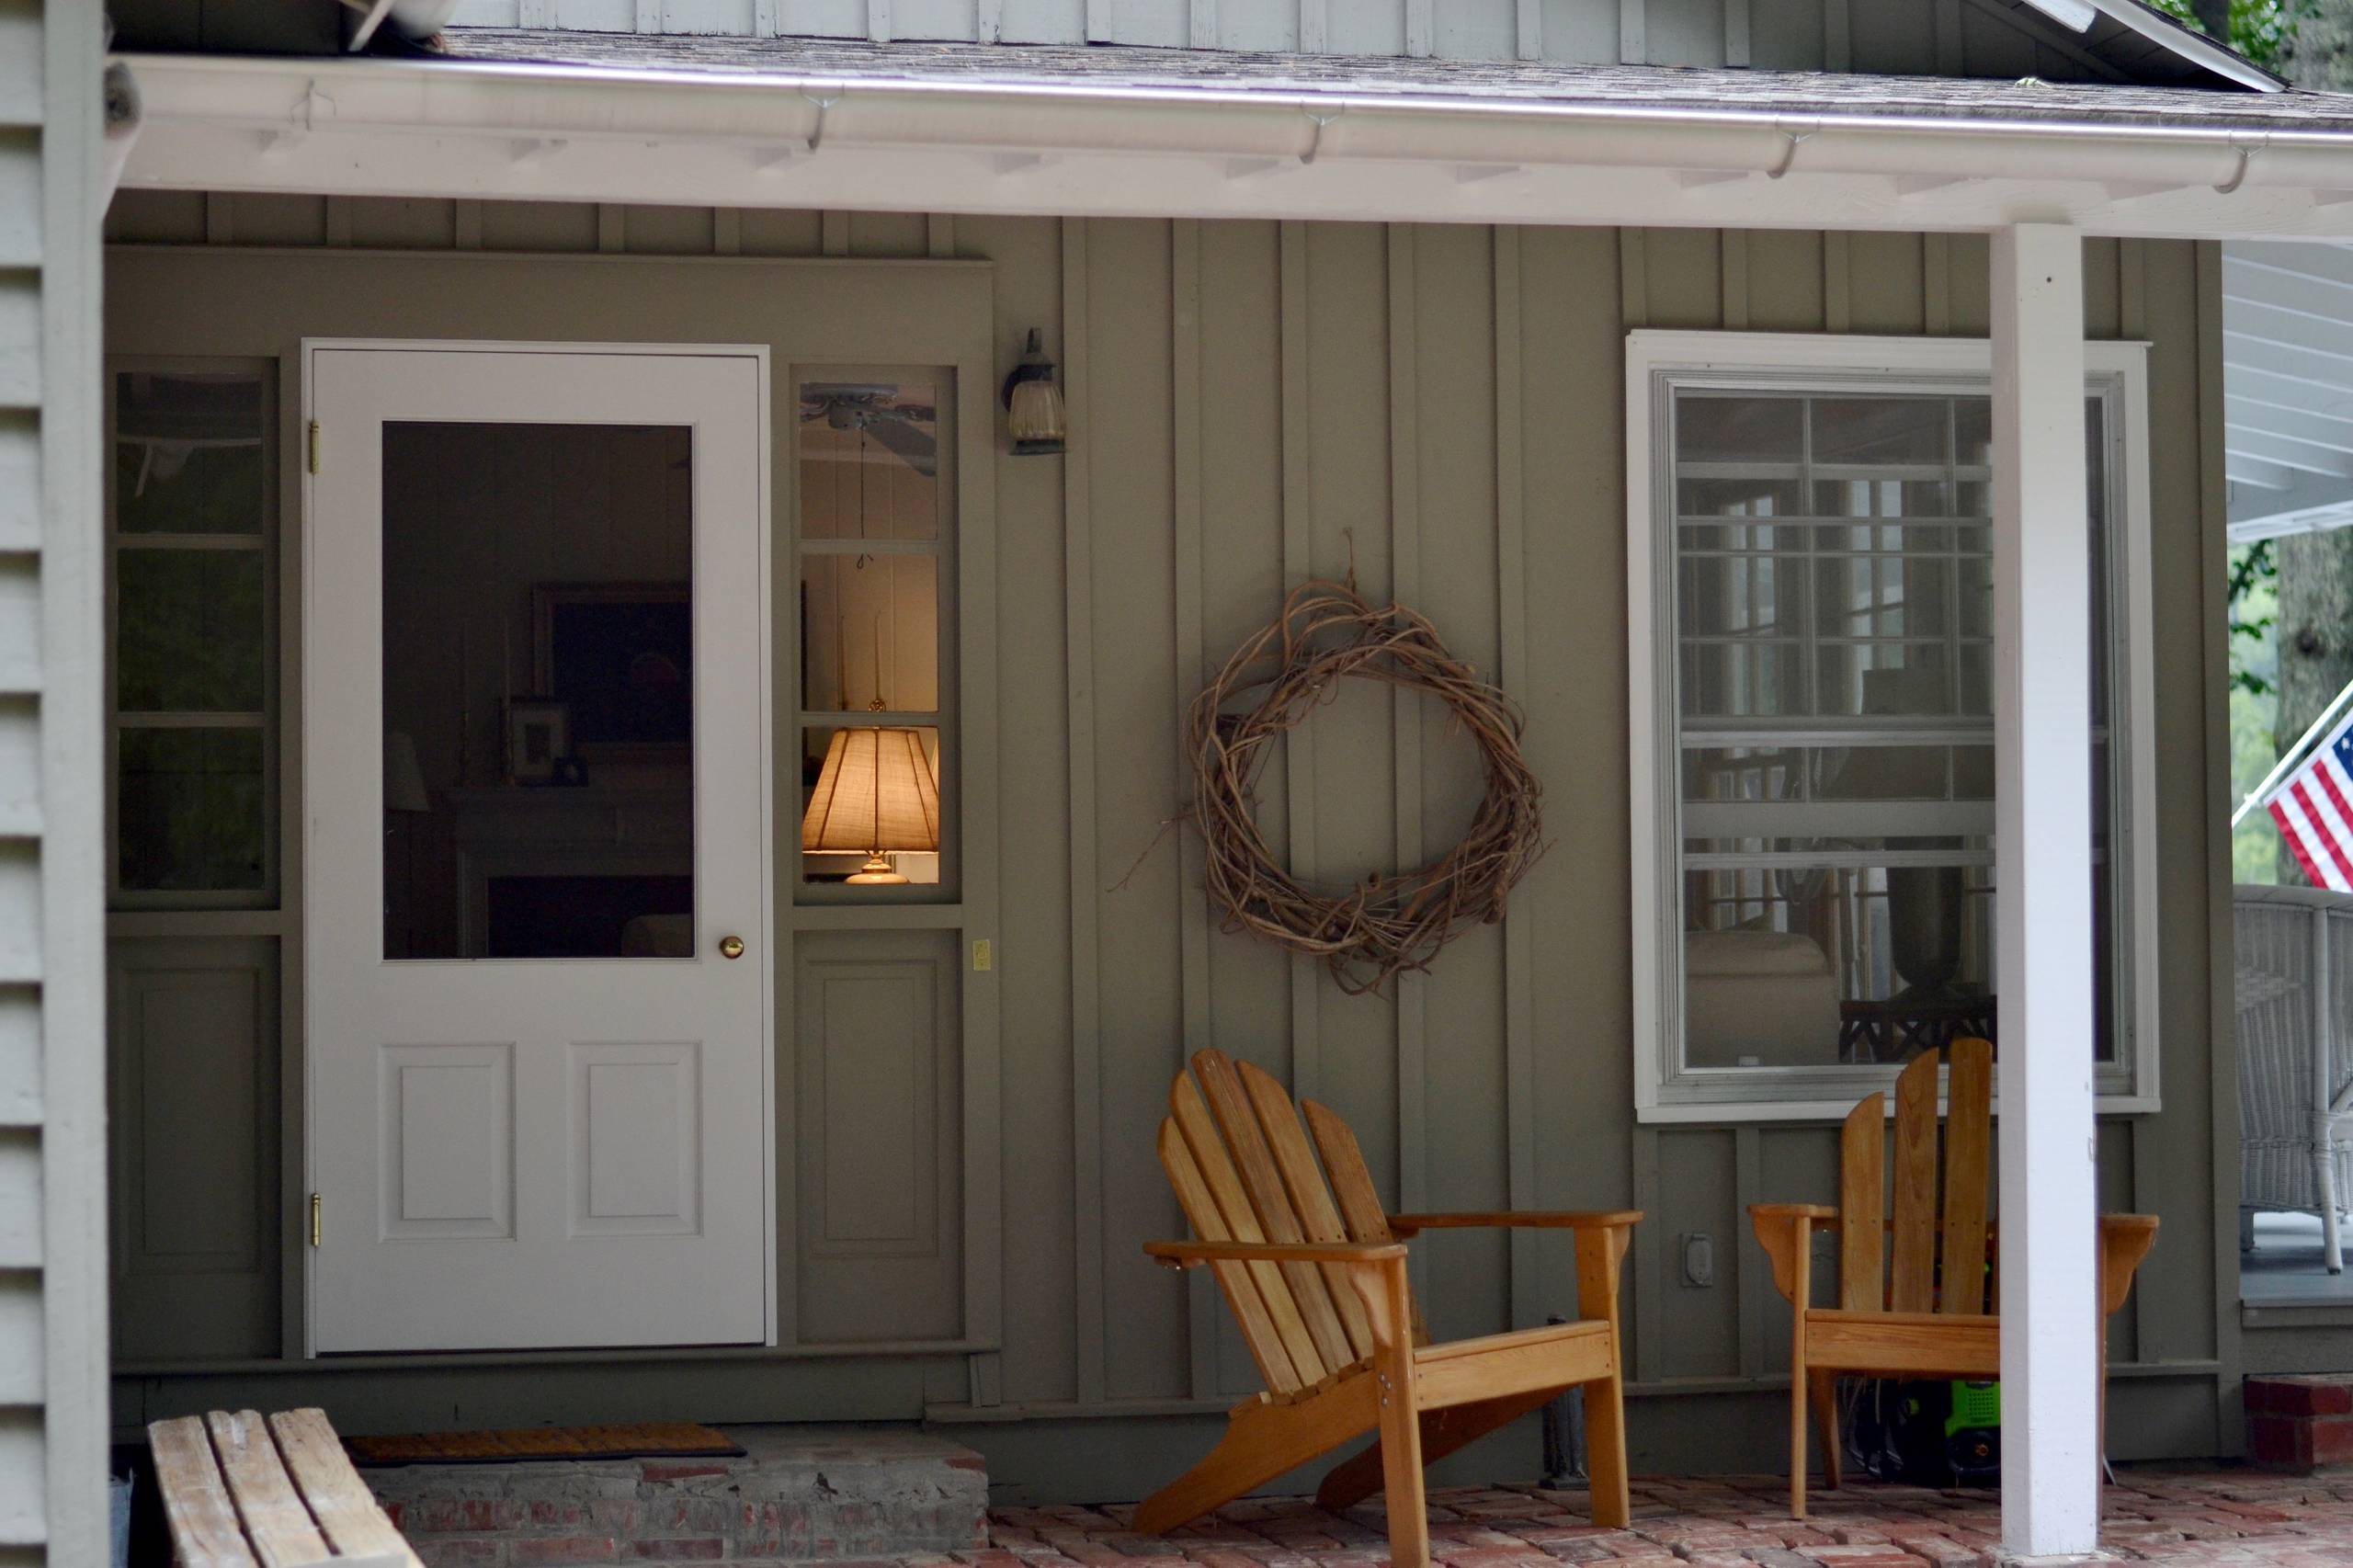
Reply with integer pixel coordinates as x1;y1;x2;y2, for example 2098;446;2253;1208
1185;578;1546;995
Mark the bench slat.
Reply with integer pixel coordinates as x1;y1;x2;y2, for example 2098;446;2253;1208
268;1408;425;1568
206;1410;335;1568
149;1415;261;1568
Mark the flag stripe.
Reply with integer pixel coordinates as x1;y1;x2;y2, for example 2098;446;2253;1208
2272;798;2333;892
2274;792;2338;892
2299;776;2353;888
2259;710;2353;894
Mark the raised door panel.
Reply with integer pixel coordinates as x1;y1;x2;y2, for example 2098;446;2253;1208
379;1043;514;1240
571;1042;701;1237
794;929;961;1344
108;937;279;1359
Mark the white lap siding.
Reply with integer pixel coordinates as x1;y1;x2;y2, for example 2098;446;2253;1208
1;0;109;1561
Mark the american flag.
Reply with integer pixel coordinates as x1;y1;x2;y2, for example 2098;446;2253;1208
2268;711;2353;892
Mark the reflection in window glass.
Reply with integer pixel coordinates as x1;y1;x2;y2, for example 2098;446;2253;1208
115;373;267;536
117;550;267;712
119;727;266;892
1670;388;2120;1072
381;423;695;960
110;368;274;904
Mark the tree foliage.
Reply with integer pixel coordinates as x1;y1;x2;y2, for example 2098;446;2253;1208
2143;0;2292;70
2233;540;2279;698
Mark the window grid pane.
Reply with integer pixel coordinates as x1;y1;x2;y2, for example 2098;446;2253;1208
109;367;276;906
1668;385;2120;1075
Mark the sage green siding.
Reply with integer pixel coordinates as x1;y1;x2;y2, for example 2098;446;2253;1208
101;194;2238;1495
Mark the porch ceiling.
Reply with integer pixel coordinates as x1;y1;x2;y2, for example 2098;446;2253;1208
115;29;2353;243
2225;241;2353;539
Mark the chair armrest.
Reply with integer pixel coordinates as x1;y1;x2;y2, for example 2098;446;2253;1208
2099;1213;2159;1315
1387;1210;1643;1235
1143;1239;1408;1269
1746;1205;1838;1306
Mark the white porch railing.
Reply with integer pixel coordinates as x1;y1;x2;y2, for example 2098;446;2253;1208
2234;883;2353;1274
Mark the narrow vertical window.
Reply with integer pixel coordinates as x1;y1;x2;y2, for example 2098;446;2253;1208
109;367;276;906
795;374;954;895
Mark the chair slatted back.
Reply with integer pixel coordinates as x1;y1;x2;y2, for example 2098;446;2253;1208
1836;1039;1995;1316
1158;1050;1408;1393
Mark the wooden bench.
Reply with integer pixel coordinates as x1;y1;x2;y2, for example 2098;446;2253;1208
149;1407;424;1568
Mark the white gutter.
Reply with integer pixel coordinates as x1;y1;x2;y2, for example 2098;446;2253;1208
115;49;2353;241
123;50;2353;179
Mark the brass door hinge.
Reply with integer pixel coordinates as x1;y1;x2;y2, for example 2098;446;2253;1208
307;421;321;475
309;1192;322;1248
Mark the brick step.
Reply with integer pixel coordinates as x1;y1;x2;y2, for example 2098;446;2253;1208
2245;1374;2353;1472
361;1424;988;1567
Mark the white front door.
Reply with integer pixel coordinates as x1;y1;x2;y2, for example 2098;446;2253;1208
304;344;772;1353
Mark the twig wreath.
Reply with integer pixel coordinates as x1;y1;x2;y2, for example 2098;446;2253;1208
1187;577;1546;995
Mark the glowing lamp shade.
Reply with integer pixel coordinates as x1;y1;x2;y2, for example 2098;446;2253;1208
801;727;941;885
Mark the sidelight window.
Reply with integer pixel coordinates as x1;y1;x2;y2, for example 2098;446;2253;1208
794;371;955;897
108;366;278;906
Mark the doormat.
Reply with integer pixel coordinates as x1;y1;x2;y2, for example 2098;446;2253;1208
346;1422;745;1467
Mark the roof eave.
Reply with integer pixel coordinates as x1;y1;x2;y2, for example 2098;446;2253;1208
111;49;2353;244
2090;0;2286;93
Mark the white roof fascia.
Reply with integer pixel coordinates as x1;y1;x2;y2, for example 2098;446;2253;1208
117;51;2353;243
2021;0;2101;33
2088;1;2282;92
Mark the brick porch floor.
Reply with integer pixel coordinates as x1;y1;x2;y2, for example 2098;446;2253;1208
973;1473;2353;1568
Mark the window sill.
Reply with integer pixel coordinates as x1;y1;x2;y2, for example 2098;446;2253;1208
1637;1092;2159;1124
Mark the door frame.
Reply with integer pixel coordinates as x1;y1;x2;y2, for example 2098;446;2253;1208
298;335;779;1355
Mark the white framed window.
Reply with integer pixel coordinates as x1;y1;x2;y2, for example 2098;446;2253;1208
1626;331;2157;1121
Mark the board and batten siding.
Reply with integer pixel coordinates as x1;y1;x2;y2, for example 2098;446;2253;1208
100;191;2237;1494
440;0;2175;83
6;0;113;1561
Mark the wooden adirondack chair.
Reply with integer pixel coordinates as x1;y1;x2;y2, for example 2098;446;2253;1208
1139;1050;1640;1568
1747;1038;2160;1519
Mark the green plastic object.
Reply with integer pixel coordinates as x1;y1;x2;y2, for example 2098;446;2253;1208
1946;1379;2001;1436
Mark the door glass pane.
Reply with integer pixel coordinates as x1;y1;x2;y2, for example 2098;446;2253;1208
118;726;266;892
115;370;267;536
117;550;266;711
797;381;939;541
799;723;941;886
801;553;939;713
382;423;695;960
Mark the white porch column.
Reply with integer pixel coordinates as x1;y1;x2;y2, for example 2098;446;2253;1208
1991;223;2102;1558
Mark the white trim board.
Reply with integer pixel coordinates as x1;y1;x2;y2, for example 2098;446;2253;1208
1623;329;2158;1123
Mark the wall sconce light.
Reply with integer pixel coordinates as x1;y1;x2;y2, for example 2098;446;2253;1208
1001;328;1066;456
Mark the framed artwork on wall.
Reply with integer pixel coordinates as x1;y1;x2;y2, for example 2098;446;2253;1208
505;699;569;785
531;582;692;760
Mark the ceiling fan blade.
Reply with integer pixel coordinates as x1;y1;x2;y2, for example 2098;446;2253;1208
863;413;938;477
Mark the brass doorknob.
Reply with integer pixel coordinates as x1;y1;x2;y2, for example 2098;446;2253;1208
719;935;745;960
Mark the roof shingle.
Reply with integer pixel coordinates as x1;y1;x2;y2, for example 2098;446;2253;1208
439;28;2353;137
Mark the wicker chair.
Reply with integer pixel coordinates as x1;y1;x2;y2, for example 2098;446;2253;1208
2234;884;2353;1274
